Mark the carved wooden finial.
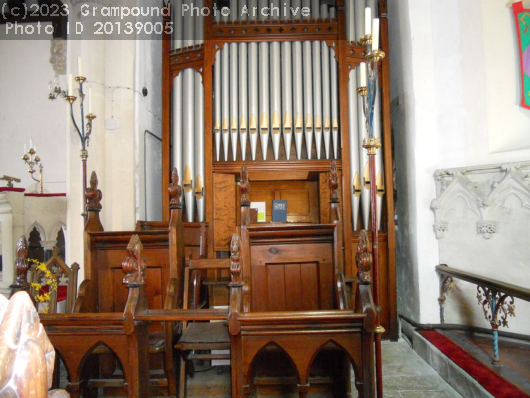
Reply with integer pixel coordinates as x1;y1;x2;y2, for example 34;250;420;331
240;166;250;206
356;230;372;284
329;161;339;203
230;233;242;285
86;171;103;211
122;234;146;286
12;236;29;287
169;168;182;209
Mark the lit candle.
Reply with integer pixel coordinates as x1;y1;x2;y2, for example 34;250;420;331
68;74;73;95
372;18;380;51
360;62;367;87
78;57;83;77
88;88;92;114
365;7;371;35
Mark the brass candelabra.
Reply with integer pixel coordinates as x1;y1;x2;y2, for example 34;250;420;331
22;146;44;194
49;60;96;218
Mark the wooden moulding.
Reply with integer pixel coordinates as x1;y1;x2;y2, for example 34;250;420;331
213;159;343;174
169;45;205;76
208;19;339;43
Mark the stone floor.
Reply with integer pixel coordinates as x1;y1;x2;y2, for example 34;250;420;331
375;339;462;398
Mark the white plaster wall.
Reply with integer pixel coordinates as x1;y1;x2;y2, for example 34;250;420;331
0;40;67;193
24;196;66;250
389;0;530;326
0;193;14;295
134;4;163;222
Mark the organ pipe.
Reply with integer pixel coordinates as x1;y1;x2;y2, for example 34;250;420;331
270;0;282;160
230;0;239;161
195;71;205;222
239;2;248;161
281;0;293;160
182;68;195;222
259;0;270;160
171;75;183;200
248;0;259;160
221;9;230;161
311;0;323;159
354;0;370;230
302;0;313;159
330;6;340;161
292;0;304;159
320;3;331;159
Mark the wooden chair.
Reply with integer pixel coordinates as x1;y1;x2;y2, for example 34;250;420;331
41;233;151;397
175;255;232;398
228;163;377;397
29;246;79;314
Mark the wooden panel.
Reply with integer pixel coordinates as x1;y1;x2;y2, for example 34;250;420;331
267;264;286;311
280;190;310;216
319;170;343;226
250;242;334;312
300;263;318;310
284;263;302;311
252;264;269;312
248;181;319;223
213;173;236;251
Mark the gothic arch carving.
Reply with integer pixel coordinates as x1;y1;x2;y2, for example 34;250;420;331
486;170;530;219
431;173;483;239
246;340;301;386
27;221;46;242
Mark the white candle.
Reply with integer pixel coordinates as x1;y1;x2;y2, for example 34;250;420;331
78;57;83;77
30;138;33;149
365;7;371;35
24;143;26;154
372;18;380;51
360;62;367;87
88;88;92;114
68;74;73;94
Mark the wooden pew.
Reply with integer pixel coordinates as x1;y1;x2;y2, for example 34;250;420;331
40;169;188;397
228;163;377;397
41;233;151;397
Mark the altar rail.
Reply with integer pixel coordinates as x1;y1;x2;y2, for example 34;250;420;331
436;264;530;363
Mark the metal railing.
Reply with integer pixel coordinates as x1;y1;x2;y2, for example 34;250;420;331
436;264;530;364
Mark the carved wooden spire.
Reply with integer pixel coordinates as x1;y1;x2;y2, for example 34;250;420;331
12;236;29;287
230;233;242;285
240;165;250;206
356;230;372;284
329;161;339;203
122;234;146;286
85;171;102;211
168;167;182;209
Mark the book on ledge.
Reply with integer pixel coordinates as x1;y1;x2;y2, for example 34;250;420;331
272;200;287;222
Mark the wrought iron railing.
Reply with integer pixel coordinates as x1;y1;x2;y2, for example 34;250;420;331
436;264;530;364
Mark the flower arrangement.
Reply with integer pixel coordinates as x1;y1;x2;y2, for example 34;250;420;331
29;259;57;314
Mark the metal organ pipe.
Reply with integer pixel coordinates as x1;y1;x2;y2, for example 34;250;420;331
329;6;340;161
354;0;370;231
346;2;361;231
281;0;293;160
239;2;248;161
311;0;323;159
221;9;231;161
270;0;282;160
302;0;313;159
194;0;205;222
230;0;239;161
213;10;222;161
320;3;331;160
248;0;259;160
367;0;385;230
292;0;304;160
259;0;270;160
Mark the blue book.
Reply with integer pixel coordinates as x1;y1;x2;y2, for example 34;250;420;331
272;200;287;222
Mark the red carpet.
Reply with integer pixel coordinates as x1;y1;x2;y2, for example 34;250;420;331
419;329;530;398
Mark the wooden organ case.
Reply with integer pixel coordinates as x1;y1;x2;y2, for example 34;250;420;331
161;0;397;339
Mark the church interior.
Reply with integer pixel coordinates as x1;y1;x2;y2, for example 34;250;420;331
1;0;530;397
